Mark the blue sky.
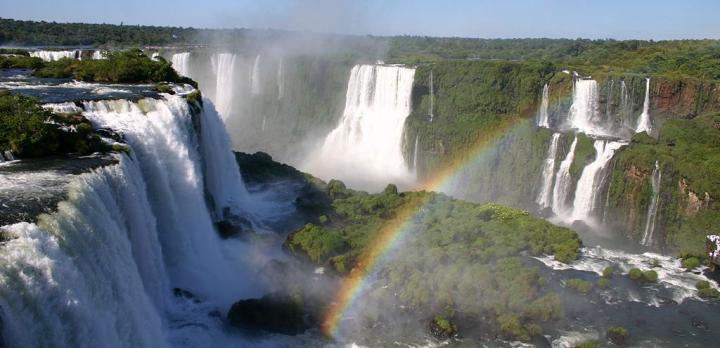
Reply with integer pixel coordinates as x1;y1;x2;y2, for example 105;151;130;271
1;0;718;39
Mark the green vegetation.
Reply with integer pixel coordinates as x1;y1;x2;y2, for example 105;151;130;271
577;340;601;348
32;49;196;85
682;257;701;270
606;326;629;345
602;266;615;278
0;54;44;69
608;113;720;254
627;268;658;283
285;179;581;341
429;315;458;339
0;94;106;157
696;280;720;299
565;278;593;294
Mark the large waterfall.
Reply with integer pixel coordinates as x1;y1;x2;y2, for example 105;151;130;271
537;133;561;208
428;69;435;122
551;137;578;216
171;52;191;77
570;140;625;223
0;94;265;347
641;161;662;246
211;53;238;121
305;64;416;191
635;78;652;134
251;55;262;96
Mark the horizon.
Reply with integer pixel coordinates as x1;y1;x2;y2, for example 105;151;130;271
2;0;719;41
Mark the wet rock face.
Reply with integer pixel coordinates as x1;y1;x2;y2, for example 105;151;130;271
227;295;307;335
653;78;720;120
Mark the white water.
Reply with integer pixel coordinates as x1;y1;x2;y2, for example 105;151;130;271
536;246;715;305
412;134;420;174
641;161;662;246
251;55;262;95
29;50;79;61
566;79;610;136
211;53;238;121
428;69;434;122
171;52;191;77
81;96;258;304
551;137;577;216
92;50;105;60
277;58;285;100
305;64;416;191
570;140;625;223
537;83;550;128
635;78;652;134
537;133;561;208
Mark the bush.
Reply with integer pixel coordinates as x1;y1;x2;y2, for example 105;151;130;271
577;340;601;348
642;270;658;282
607;326;629;345
628;268;643;280
696;280;711;290
682;257;701;271
285;224;347;263
696;280;720;299
597;277;611;289
566;278;593;294
603;266;615;278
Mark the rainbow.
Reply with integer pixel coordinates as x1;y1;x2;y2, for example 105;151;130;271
321;112;534;337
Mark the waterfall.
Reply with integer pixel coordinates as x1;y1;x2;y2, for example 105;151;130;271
0;159;168;347
211;53;237;121
92;50;105;60
251;55;262;95
635;78;652;134
428;69;435;122
29;50;80;61
277;59;285;100
537;84;550;128
305;64;416;191
196;99;252;220
567;79;609;136
641;161;662;246
537;133;561;208
412;134;420;173
551;136;578;216
171;52;191;77
570;140;625;223
605;79;614;121
81;96;257;303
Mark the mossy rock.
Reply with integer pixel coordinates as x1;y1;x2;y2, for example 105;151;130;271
227;295;308;335
606;326;629;345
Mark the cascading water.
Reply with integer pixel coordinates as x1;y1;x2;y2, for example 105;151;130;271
92;50;104;60
211;53;237;121
305;64;416;191
412;134;420;174
605;79;614;121
428;69;435;122
537;84;550;128
570;140;625;223
81;95;258;304
171;52;191;77
29;50;80;61
566;79;610;136
251;55;262;95
277;58;284;100
641;161;662;246
0;159;169;347
551;137;577;216
635;78;652;134
537;133;561;208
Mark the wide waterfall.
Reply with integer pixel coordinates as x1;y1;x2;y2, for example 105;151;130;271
171;52;191;77
636;78;652;134
537;133;561;208
570;140;625;223
641;161;662;246
551;136;577;216
305;64;416;191
537;84;550;128
29;50;80;61
277;58;284;100
211;53;238;121
81;95;258;303
0;159;168;347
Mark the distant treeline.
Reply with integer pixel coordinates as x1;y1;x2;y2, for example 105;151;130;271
2;17;719;79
